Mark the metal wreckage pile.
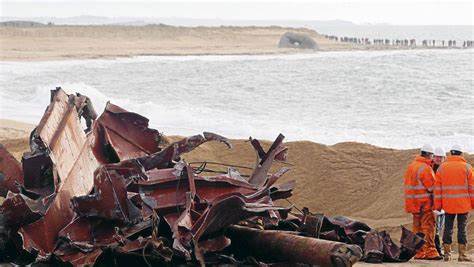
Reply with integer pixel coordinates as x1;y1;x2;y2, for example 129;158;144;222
0;88;425;266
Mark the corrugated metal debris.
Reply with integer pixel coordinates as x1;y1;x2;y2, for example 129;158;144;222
0;88;424;266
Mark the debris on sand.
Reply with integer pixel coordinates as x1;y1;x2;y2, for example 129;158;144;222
0;87;424;266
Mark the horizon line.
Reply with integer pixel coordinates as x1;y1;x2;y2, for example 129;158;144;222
1;16;473;27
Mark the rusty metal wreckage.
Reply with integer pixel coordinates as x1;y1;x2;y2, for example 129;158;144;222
0;88;425;266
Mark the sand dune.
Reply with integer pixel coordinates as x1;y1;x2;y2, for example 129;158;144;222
0;24;396;61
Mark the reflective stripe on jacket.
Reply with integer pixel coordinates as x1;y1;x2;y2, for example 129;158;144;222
404;156;435;213
434;155;474;214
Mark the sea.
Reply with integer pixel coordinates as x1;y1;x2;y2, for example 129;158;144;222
0;26;473;152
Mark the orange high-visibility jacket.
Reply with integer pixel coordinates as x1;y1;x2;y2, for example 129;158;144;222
404;156;436;213
434;155;474;214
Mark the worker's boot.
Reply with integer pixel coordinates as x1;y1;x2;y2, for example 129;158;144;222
458;244;472;262
443;244;452;261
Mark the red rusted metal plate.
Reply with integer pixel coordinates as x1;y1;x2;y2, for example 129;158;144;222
0;144;24;195
71;164;142;223
399;225;425;261
55;217;153;264
0;192;42;228
55;247;103;266
92;102;165;164
19;88;100;255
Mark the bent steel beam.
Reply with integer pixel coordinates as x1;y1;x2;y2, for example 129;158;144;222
248;134;285;186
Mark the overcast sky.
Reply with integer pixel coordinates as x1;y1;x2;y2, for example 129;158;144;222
1;1;473;25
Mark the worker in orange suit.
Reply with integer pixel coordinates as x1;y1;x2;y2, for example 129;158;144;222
404;144;442;260
431;146;447;257
434;144;473;262
432;147;446;173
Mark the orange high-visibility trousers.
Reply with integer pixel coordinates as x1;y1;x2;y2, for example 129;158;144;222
412;210;440;259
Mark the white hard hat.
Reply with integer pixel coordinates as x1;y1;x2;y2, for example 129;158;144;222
434;147;446;157
451;144;463;153
421;144;435;154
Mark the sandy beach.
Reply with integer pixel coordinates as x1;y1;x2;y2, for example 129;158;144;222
0;25;419;61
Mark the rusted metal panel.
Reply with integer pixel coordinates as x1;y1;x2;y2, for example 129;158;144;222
71;164;142;224
0;192;42;228
55;217;153;264
363;230;384;263
92;102;166;164
19;88;100;255
0;144;24;196
398;225;425;261
57;248;103;266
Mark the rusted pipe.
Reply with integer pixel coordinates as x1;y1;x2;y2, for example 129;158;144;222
226;225;362;267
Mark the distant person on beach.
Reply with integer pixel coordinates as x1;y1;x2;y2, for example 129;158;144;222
434;145;473;262
404;144;443;260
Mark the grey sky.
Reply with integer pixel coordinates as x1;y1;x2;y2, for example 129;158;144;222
1;1;473;25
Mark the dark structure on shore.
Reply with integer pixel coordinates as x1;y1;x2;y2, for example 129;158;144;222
278;32;320;49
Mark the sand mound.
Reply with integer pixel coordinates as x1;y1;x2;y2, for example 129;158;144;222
1;123;473;246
